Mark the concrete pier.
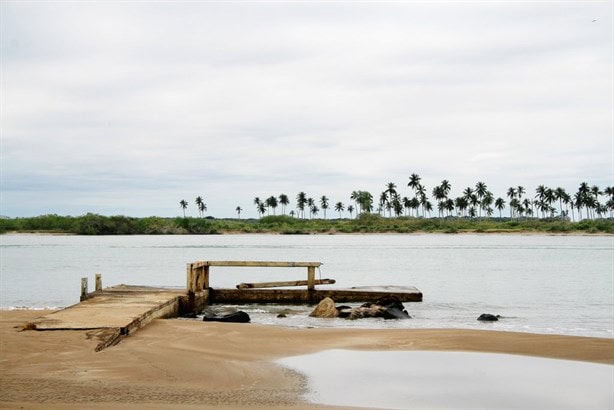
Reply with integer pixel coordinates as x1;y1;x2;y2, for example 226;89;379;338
27;261;422;351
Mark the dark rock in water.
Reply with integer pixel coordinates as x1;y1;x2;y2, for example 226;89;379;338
203;311;251;323
337;306;353;319
276;313;287;318
381;306;411;320
477;313;500;322
310;295;410;320
181;312;198;319
345;296;410;320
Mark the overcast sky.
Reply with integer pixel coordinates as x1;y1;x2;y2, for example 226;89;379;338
1;1;612;218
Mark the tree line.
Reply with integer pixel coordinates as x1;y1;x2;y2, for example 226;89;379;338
180;174;614;221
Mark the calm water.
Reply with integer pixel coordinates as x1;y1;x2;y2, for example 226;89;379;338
1;233;612;337
278;350;614;409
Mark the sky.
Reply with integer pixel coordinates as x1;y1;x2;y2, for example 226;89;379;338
1;1;612;218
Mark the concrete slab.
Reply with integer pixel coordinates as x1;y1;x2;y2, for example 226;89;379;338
32;285;186;330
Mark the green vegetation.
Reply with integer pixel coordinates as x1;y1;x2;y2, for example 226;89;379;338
2;213;613;235
3;174;613;235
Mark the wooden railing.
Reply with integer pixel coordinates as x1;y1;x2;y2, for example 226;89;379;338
186;261;324;293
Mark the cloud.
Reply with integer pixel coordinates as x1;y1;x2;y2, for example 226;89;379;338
1;1;612;217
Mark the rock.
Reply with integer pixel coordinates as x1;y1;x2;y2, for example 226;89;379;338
309;297;339;318
276;313;287;318
181;312;198;319
310;296;410;320
203;311;251;323
477;313;500;322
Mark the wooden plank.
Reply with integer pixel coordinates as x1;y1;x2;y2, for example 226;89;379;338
236;279;336;289
191;261;322;268
210;287;423;304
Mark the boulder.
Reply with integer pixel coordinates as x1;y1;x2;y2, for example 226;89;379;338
477;313;500;322
203;311;251;323
310;296;411;320
309;297;339;318
337;296;410;320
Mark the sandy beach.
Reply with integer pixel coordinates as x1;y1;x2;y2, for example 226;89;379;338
1;310;613;409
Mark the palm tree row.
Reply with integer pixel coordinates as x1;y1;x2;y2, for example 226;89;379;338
179;196;207;218
180;176;613;221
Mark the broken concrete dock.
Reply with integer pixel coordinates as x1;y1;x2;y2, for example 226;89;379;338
28;260;423;351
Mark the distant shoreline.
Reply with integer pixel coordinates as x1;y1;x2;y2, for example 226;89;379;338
1;214;613;235
2;230;613;237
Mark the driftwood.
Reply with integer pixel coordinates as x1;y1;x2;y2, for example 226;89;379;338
236;279;335;289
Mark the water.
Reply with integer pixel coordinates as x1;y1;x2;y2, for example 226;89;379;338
278;350;614;410
1;233;612;337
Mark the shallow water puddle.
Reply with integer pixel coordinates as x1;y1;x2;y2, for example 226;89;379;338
277;350;613;409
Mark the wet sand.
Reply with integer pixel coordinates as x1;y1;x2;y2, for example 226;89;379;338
1;310;613;409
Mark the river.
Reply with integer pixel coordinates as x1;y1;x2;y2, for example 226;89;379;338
1;233;612;338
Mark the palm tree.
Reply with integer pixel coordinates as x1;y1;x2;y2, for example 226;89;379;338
296;192;307;219
350;191;361;215
385;182;397;217
463;187;474;202
495;197;505;219
310;205;319;219
334;202;344;218
266;196;278;215
320;196;329;219
482;192;494;218
554;188;567;219
235;206;242;218
506;187;516;218
408;173;421;195
432;185;446;218
475;182;488;217
510;197;522;218
522;198;532;218
604;187;614;218
254;197;262;216
307;198;315;219
455;197;468;217
198;202;206;217
278;194;289;215
179;199;188;218
416;185;427;217
444;198;454;217
424;200;433;217
257;202;267;218
347;204;354;218
195;196;204;218
358;191;374;213
378;192;388;217
409;197;420;217
517;186;525;201
402;196;411;216
469;194;479;217
289;210;296;218
391;195;403;217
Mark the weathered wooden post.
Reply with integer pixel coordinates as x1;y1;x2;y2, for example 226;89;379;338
203;265;210;290
80;277;88;301
307;266;315;291
95;273;102;292
187;263;195;293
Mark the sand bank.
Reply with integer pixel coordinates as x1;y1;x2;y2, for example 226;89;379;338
1;310;613;409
